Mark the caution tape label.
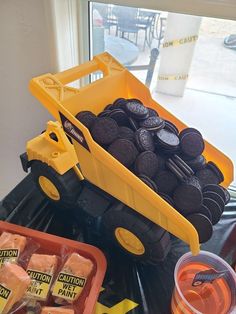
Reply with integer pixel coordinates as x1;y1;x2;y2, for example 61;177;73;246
52;272;86;301
0;249;19;267
163;35;198;48
0;284;11;313
158;74;189;81
26;269;53;300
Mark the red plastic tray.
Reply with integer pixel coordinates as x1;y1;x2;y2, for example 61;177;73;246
0;221;107;314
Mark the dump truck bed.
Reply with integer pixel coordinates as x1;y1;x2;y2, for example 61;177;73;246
29;52;234;255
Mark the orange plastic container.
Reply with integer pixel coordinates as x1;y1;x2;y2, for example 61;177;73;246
0;221;107;314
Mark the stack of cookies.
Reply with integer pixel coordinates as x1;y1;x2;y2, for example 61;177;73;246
76;98;230;244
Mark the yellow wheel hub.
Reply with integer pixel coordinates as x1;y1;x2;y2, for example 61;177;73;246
115;227;145;255
38;176;60;201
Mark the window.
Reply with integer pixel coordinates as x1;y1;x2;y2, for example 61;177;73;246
87;1;236;189
53;0;236;190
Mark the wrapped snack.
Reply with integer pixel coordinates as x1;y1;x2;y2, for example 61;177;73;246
52;253;93;304
0;263;31;314
41;306;74;314
26;254;58;301
0;232;27;267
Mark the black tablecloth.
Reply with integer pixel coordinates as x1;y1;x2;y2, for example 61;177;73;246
1;175;235;314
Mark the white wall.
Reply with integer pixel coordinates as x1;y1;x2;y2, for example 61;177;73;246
0;0;57;199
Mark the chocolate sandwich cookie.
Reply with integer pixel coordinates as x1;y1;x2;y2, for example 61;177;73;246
135;128;155;152
128;117;139;131
196;162;223;187
158;192;174;206
184;155;206;172
197;204;213;222
127;98;143;105
155;154;166;171
164;120;179;135
113;98;127;107
108;139;138;167
203;191;225;212
160;146;181;157
124;100;149;120
221;186;230;205
98;109;111;118
118;126;135;142
148;108;159;117
135;151;159;178
104;104;115;111
173;176;203;214
140;116;165;131
154;170;179;195
186;213;213;243
139;175;158;192
203;197;222;225
155;129;180;150
180;130;205;158
207;161;224;184
166;159;189;181
172;155;194;176
203;184;227;203
75;110;97;130
179;127;202;138
91;117;119;146
108;109;130;127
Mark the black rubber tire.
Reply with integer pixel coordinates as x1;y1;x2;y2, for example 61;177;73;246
31;160;81;208
102;203;171;264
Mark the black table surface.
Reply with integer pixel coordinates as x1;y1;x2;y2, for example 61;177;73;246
1;175;235;314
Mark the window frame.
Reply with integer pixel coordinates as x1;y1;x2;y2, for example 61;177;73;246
79;0;236;65
82;0;236;21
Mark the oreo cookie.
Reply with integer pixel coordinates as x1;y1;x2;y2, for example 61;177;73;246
164;120;179;135
113;98;127;108
155;129;180;150
221;186;230;205
186;213;213;243
118;126;135;142
172;155;194;176
104;104;116;111
184;155;206;172
128;98;144;104
179;127;202;138
139;175;158;192
91;117;118;145
158;192;174;206
124;100;149;120
109;109;130;126
180;129;205;158
140;116;165;131
203;184;226;203
148;108;159;117
135;151;159;178
166;159;188;181
154;170;179;195
196;162;223;187
128;117;139;131
173;176;203;214
98;110;111;118
135;128;155;152
203;197;222;225
75;110;97;130
207;161;224;184
196;204;213;222
108;139;138;167
156;154;166;171
203;191;225;212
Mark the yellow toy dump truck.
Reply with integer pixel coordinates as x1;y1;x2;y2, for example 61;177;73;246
20;53;233;264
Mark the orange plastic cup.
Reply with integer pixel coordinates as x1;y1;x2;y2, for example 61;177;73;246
171;251;236;314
